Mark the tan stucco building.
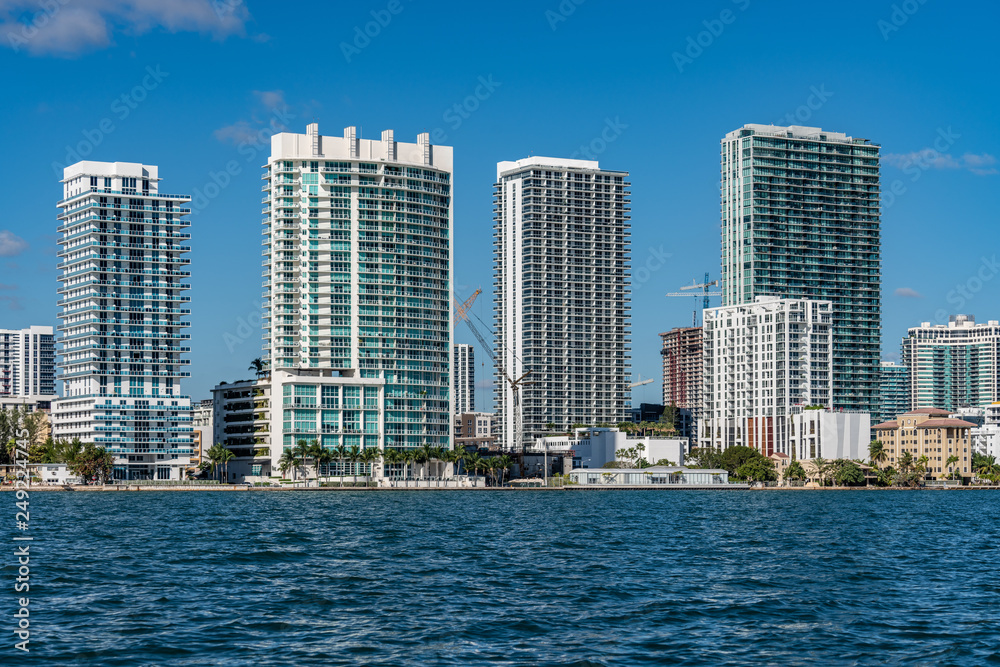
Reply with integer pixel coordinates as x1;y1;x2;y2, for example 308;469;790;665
873;408;975;480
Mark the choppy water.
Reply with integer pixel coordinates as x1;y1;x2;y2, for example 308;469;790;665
3;489;1000;665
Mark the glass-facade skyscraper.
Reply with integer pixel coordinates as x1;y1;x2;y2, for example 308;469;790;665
720;124;881;414
262;124;453;451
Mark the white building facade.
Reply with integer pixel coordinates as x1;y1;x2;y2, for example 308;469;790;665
701;296;834;455
54;161;193;480
212;368;386;482
532;427;686;470
493;157;631;450
0;326;56;400
262;125;453;452
453;343;475;415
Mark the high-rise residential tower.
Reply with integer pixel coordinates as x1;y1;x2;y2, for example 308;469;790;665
493;157;631;450
262;125;453;451
877;361;910;425
901;315;1000;411
701;296;835;454
54;161;193;480
0;326;56;400
720;124;881;414
453;343;475;415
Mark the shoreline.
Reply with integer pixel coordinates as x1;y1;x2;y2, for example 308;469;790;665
4;484;1000;492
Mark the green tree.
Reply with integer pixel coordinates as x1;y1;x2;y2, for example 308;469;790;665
785;460;807;483
735;456;777;483
833;459;865;486
868;440;887;468
70;444;114;485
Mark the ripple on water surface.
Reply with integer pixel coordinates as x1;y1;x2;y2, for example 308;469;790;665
3;490;1000;665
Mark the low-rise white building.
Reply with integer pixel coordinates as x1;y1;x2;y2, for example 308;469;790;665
532;427;686;469
787;407;871;461
972;424;1000;460
568;466;733;487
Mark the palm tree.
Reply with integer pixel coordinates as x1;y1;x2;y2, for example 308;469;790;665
916;455;930;478
450;447;466;476
334;444;348;486
945;454;959;480
206;444;228;483
220;448;235;484
307;440;324;484
812;457;829;486
347;445;362;485
382;447;400;481
361;447;381;485
294;439;312;485
868;440;887;469
277;449;295;481
315;446;335;485
496;455;513;486
464;452;482;481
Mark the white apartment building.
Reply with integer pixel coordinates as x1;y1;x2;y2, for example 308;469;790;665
0;326;56;400
786;406;870;461
453;343;475;415
54;161;193;480
262;124;453;452
212;368;385;482
701;296;834;455
532;427;686;470
901;315;1000;411
493;157;631;450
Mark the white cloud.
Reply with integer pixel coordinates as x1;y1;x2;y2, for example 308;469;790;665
894;287;923;299
213;90;292;145
0;0;250;57
883;149;997;176
0;230;28;257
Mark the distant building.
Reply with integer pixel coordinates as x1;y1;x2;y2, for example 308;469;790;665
701;296;834;455
629;403;664;423
453;344;475;415
659;326;702;419
212;369;385;482
0;326;56;400
455;411;495;450
191;399;213;465
874;408;975;479
878;361;910;425
493;156;631;449
901;315;1000;412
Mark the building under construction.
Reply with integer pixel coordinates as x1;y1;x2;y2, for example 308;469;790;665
660;326;703;423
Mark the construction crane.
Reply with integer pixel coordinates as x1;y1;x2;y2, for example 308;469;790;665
666;272;722;327
629;375;654;389
452;289;533;453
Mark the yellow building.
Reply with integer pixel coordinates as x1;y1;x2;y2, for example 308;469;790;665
873;408;974;480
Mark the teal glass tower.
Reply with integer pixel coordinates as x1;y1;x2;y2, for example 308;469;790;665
720;124;881;414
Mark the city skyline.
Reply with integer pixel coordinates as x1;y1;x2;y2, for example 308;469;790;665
0;1;998;409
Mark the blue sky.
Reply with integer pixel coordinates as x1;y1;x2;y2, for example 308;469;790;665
0;0;997;409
